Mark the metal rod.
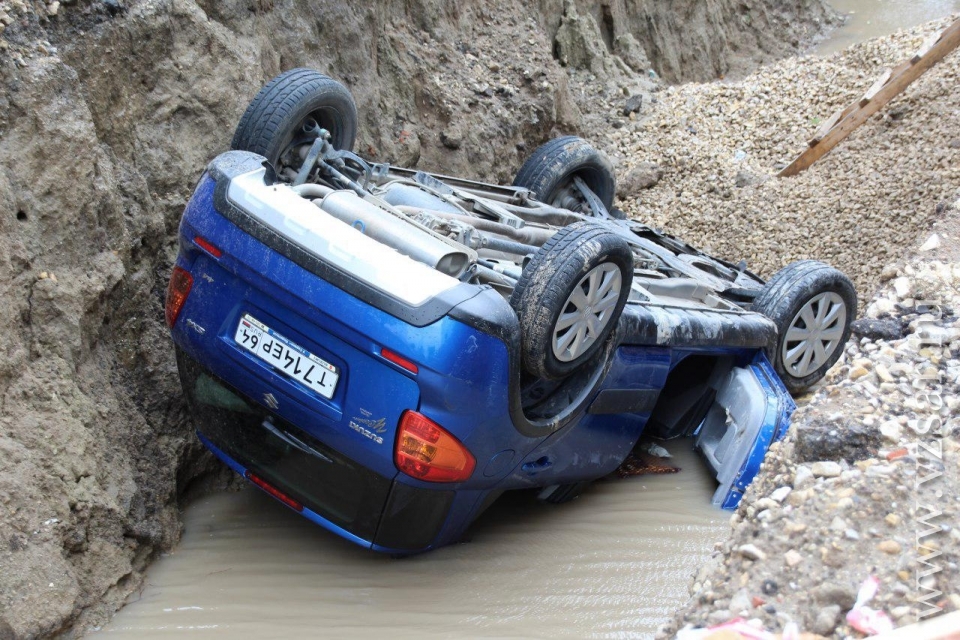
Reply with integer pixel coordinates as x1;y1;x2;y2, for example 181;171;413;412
481;236;538;256
394;206;554;246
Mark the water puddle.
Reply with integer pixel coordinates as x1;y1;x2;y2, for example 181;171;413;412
97;445;727;639
816;0;960;55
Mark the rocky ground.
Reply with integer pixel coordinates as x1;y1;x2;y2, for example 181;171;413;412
593;17;960;294
662;250;960;637
572;18;960;639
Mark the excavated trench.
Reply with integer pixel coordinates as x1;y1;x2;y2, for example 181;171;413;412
0;0;956;637
99;445;726;638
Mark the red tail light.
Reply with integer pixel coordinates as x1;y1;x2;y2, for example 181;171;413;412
245;471;303;512
193;236;222;258
165;266;193;327
381;347;419;374
395;411;475;483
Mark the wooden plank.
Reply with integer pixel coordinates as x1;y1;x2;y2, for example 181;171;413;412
859;68;892;106
912;31;944;63
779;18;960;178
808;105;854;146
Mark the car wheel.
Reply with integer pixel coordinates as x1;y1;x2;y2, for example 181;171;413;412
513;136;616;214
753;260;857;393
510;221;633;379
231;68;357;179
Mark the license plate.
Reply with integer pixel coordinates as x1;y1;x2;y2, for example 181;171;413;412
234;314;339;399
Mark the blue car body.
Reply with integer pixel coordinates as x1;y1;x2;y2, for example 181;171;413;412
169;152;796;554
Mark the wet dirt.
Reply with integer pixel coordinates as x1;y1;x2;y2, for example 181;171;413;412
95;445;726;639
816;0;960;53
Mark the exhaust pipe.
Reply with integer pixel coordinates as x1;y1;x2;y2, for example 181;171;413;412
315;191;475;278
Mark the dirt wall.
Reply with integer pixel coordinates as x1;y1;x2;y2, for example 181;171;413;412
0;0;832;636
549;0;838;82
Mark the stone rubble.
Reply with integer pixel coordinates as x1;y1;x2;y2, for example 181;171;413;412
569;17;960;296
613;16;960;640
662;240;960;638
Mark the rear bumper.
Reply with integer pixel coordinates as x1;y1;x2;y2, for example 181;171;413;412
178;348;457;553
694;352;796;509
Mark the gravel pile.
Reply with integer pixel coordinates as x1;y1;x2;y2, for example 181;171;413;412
661;244;960;637
0;0;61;42
575;16;960;296
618;22;960;632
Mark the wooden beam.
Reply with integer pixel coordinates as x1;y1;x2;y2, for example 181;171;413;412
859;68;892;106
912;31;944;63
808;105;853;146
779;18;960;178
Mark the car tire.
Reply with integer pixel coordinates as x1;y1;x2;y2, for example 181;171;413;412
231;68;357;174
753;260;857;393
513;136;617;213
510;221;633;379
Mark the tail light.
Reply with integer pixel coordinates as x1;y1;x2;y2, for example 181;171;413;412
245;471;303;512
193;235;222;258
165;266;193;327
380;347;419;374
395;411;475;483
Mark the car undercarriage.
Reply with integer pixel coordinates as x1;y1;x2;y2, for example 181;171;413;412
165;68;857;552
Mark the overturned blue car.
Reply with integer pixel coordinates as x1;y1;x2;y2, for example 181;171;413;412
167;69;856;554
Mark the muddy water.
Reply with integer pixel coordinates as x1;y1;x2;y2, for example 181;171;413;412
816;0;960;54
97;445;726;638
